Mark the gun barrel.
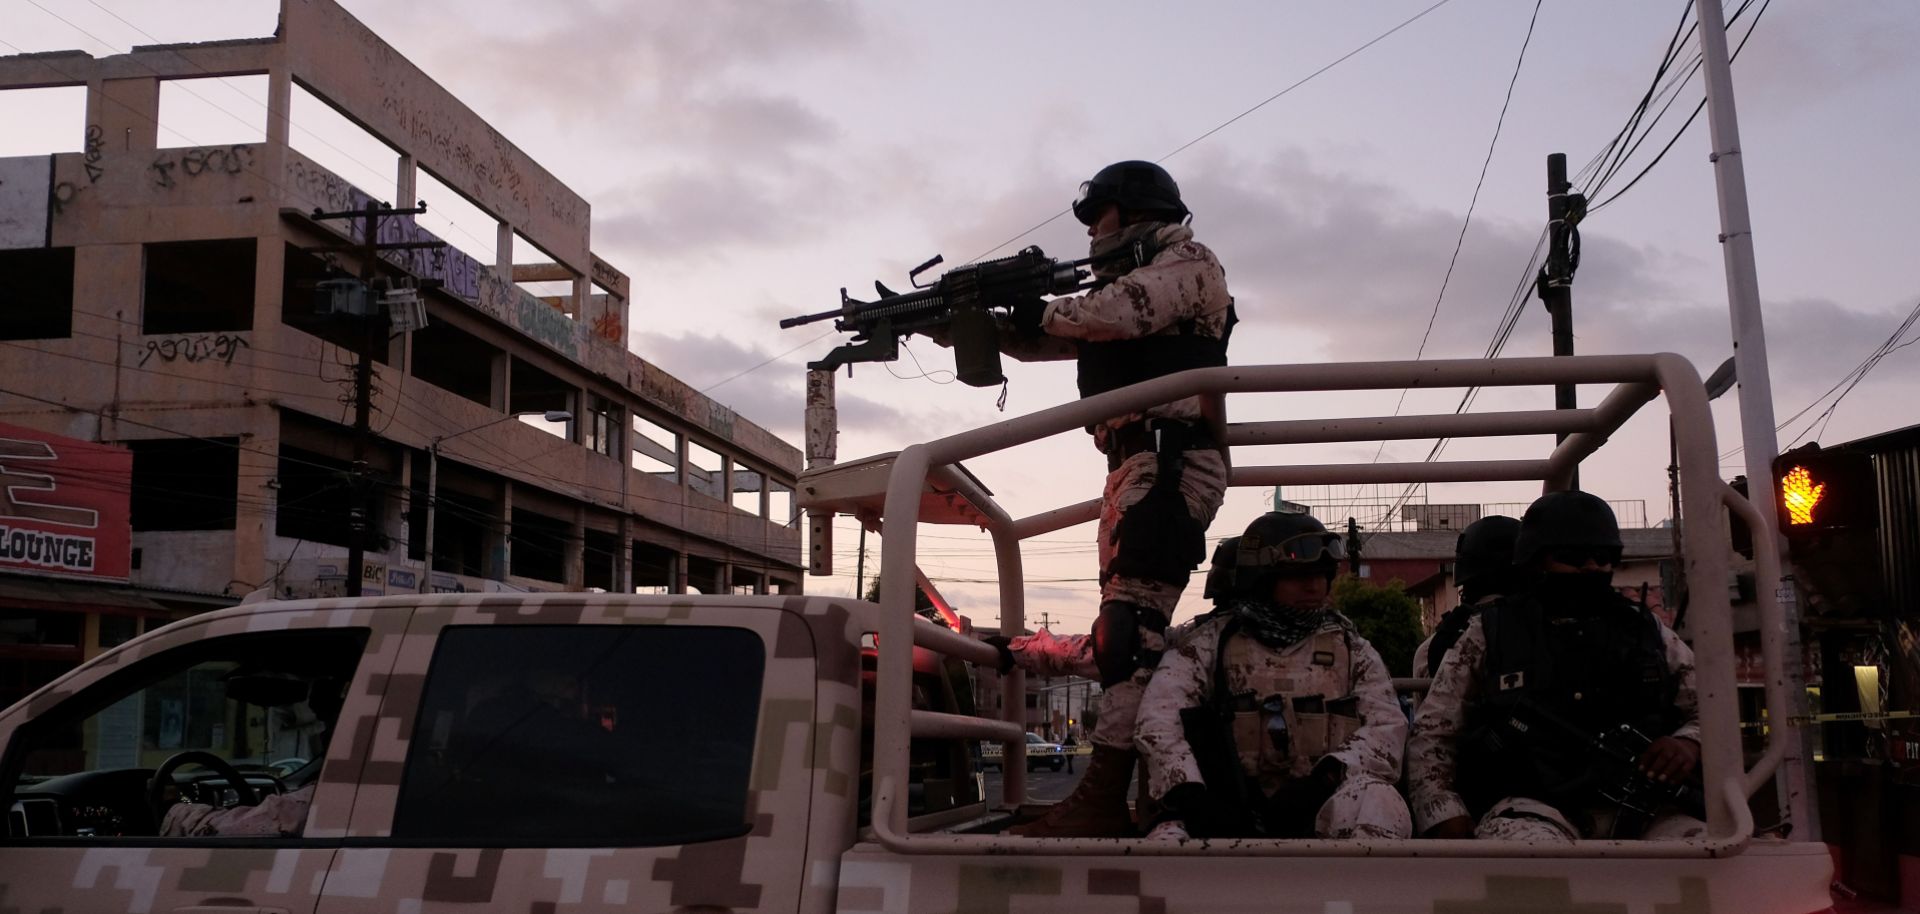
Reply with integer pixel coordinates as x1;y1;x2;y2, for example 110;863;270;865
779;308;845;329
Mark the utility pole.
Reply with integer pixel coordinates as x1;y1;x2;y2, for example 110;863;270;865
855;525;867;598
1541;153;1585;491
306;199;441;596
1345;516;1362;577
1692;0;1817;839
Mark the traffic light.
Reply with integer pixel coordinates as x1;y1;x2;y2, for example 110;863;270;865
1771;444;1878;538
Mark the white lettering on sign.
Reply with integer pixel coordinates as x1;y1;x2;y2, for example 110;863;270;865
0;524;97;572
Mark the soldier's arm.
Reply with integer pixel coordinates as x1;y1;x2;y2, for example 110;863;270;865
1406;618;1486;834
1041;244;1227;342
1134;620;1220;800
1006;629;1098;679
1327;635;1408;784
1662;625;1702;744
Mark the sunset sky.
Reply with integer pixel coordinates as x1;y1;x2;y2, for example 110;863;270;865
4;0;1916;631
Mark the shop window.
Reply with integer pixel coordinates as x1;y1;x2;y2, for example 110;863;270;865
509;507;569;583
0;248;74;340
393;625;762;846
274;446;355;548
128;438;239;531
143;238;255;334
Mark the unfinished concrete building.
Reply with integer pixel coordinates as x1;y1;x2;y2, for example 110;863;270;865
0;0;802;701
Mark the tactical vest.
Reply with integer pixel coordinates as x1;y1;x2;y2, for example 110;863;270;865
1214;626;1362;792
1457;593;1677;812
1073;233;1234;401
1076;323;1232;401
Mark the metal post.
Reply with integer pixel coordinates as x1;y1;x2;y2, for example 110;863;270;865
805;369;838;576
855;524;867;599
1543;153;1579;490
1693;0;1817;840
345;200;379;596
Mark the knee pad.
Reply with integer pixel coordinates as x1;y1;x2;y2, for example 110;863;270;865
1092;600;1157;686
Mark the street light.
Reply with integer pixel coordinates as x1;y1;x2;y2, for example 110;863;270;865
421;409;572;591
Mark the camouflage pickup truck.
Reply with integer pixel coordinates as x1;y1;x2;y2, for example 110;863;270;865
0;355;1835;913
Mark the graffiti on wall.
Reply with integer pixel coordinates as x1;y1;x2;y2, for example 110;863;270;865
137;334;251;368
50;124;105;216
150;145;255;189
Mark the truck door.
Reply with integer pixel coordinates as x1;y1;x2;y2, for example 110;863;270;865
0;603;408;914
318;597;815;914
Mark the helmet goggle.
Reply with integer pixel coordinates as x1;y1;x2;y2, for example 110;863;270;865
1239;531;1347;569
1073;180;1115;225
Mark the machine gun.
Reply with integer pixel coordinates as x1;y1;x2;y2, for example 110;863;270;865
778;246;1091;387
1503;697;1708;838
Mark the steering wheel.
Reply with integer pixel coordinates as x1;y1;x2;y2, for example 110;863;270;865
148;751;259;824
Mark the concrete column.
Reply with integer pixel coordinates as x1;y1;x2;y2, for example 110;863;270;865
495;222;512;276
265;67;293;148
88;77;159;153
490;351;510;412
716;561;731;596
393;450;415;575
563;507;585;591
673;551;689;595
489;481;512;582
233;406;280;596
616;517;634;593
396;154;417;209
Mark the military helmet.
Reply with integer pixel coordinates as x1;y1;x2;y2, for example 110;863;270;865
1201;536;1241;602
1453;515;1520;587
1073;160;1190;225
1231;511;1344;596
1513;491;1623;567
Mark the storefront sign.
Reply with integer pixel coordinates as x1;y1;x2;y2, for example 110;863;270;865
0;422;131;581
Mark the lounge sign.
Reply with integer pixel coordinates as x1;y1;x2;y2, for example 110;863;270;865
0;422;132;582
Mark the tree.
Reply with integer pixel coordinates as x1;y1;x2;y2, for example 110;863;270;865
1332;576;1424;678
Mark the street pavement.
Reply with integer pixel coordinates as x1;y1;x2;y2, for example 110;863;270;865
982;764;1083;804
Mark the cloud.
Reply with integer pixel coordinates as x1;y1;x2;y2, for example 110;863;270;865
633;330;964;440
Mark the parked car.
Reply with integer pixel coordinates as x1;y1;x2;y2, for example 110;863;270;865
978;732;1066;772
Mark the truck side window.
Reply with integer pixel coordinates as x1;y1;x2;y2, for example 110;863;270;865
3;629;368;840
392;625;765;847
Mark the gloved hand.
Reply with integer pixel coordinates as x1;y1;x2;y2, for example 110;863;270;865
1007;298;1048;337
1145;819;1191;842
1264;764;1341;838
980;635;1016;674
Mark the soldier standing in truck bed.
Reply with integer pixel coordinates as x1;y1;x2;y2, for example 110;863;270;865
972;160;1235;837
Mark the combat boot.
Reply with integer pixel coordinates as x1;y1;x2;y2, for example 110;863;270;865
1010;745;1137;838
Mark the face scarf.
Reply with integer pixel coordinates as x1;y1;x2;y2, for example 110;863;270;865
1222;597;1330;650
1088;221;1185;280
1531;571;1621;616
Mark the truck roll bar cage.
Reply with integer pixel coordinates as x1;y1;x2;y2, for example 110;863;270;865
798;353;1792;857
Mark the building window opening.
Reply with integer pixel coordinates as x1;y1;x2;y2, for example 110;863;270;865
0;247;75;341
429;488;493;578
156;75;267;147
582;527;619;591
128;438;240;531
730;460;762;516
408;313;498;406
511;231;575;316
288;83;400;200
508;357;575;441
631;541;677;594
0;86;86;157
767;480;795;527
144;238;255;334
274;446;357;548
686;442;724;501
413;166;497;268
509;507;569;583
585;394;620;460
631;415;679;483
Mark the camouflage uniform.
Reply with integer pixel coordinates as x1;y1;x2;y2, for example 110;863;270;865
1406;615;1705;840
162;784;315;837
1135;614;1412;838
995;222;1234;750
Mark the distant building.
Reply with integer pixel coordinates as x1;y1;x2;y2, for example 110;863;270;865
0;0;801;708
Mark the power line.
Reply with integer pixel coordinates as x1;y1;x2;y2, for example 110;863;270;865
1370;0;1544;464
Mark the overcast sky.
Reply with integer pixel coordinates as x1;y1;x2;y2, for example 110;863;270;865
4;0;1917;631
